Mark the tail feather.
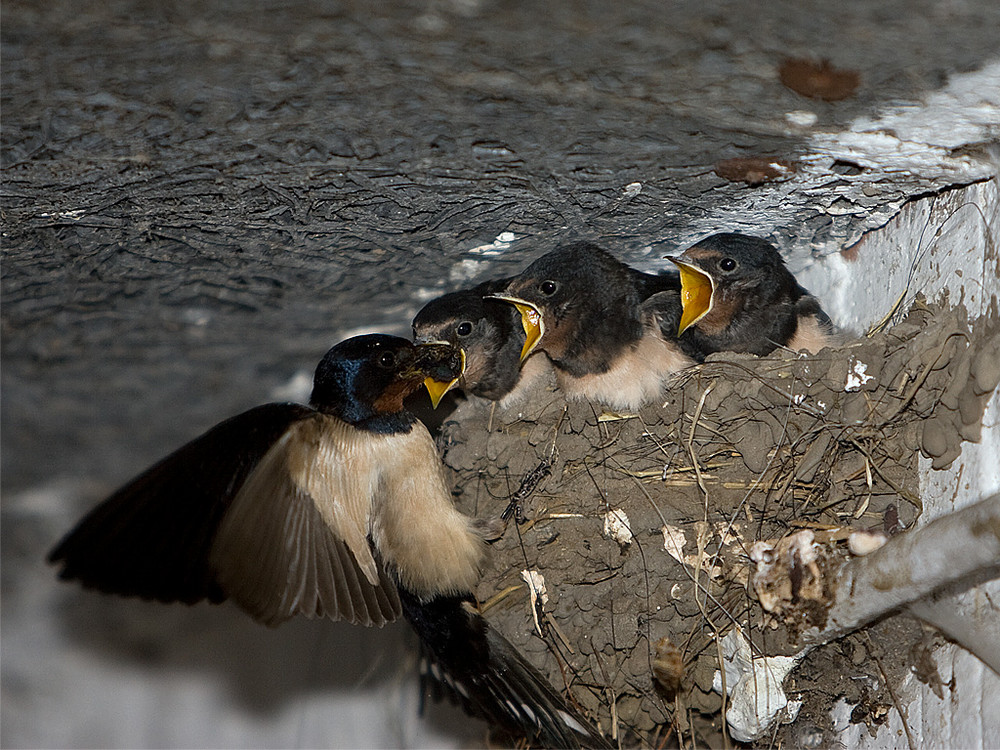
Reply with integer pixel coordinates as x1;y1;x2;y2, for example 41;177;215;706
400;590;612;749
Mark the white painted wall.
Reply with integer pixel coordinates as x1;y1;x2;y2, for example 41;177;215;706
800;174;1000;750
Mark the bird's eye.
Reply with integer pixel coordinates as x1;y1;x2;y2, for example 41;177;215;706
540;280;558;296
719;257;737;272
456;321;473;337
377;351;397;369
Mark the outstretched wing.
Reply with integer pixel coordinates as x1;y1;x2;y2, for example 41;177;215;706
48;403;313;605
49;404;402;627
209;415;402;627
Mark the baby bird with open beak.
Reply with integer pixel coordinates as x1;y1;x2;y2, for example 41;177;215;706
412;278;553;406
668;233;837;359
491;242;694;411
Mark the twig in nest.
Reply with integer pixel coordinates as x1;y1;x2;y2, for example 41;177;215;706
544;612;576;655
846;437;922;512
479;584;523;614
715;635;732;750
685;383;715;502
501;460;552;523
696;359;828;419
592;649;619;743
864;632;918;750
707;376;797;580
867;288;909;337
609;455;669;529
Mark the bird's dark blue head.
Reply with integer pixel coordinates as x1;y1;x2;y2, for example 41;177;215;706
310;334;463;433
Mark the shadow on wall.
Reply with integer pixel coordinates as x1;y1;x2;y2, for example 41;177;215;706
51;590;415;713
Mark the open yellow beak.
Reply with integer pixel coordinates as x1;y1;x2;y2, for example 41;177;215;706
668;257;715;335
486;294;543;362
422;348;466;408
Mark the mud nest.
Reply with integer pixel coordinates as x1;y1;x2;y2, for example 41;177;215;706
437;299;999;747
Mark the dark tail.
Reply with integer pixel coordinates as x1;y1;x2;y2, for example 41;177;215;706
399;590;613;749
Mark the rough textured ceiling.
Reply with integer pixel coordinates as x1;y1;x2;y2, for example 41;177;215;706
4;0;1000;494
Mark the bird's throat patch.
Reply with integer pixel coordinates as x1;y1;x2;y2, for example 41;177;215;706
373;378;418;414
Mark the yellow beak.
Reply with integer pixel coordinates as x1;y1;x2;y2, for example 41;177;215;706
486;294;544;362
422;348;466;408
668;257;715;335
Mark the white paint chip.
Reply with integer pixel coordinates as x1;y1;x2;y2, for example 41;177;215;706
521;569;548;636
784;698;803;723
785;110;818;127
449;258;492;282
662;524;687;563
809;60;1000;180
662;523;730;580
466;232;516;256
520;569;549;605
38;208;86;221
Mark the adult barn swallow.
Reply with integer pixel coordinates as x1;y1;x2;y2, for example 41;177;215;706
48;335;475;626
491;242;694;411
668;233;836;357
48;334;608;748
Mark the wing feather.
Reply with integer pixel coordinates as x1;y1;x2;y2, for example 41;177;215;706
287;418;382;584
210;415;401;627
402;592;611;749
313;525;342;619
50;404;403;627
47;403;313;605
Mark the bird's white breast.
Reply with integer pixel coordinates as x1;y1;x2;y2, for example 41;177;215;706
365;424;486;599
557;330;693;411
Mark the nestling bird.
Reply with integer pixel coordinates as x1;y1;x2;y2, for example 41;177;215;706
49;334;609;748
667;233;836;358
490;242;694;411
412;278;553;405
